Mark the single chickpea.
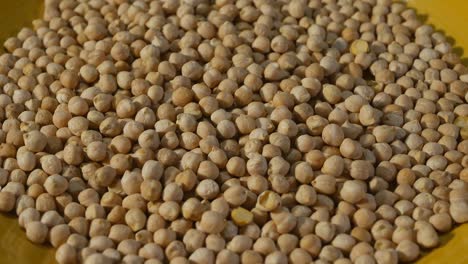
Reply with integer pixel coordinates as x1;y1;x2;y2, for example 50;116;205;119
24;130;47;152
341;180;367;204
44;174;68;196
312;174;336;195
55;243;78;264
257;191;281;212
0;191;16;212
396;240;420;262
195;179;219;200
295;185;317;206
25;221;49;244
199;211;225;234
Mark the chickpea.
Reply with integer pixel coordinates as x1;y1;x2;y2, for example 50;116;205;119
295;185;317;206
25;221;48;244
56;244;78;264
312;174;336;195
396;240;420;262
44;174;68;196
231;207;253;227
189;248;215;264
225;157;246;177
199;211;225;234
109;224;133;242
50;224;71;248
256;191;281;212
341;180;367;204
223;185;248;207
22;129;47;151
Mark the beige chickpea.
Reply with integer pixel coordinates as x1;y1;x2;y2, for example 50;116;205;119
174;169;197;191
429;213;452;232
16;150;35;172
350;160;374;180
24;130;47;152
68;216;89;236
181;229;205;254
240;250;262;263
84;141;107;162
49;224;71;248
321;155;344;177
89;236;114;252
256;191;281;212
65;234;88;250
197;160;219;180
139;179;162;202
0;191;16;212
19;207;40;228
353;208;377;229
199;211;225;234
25;221;48;244
125;208;147;232
162;183;183;202
64;202;85;222
224;185;248;207
295;185;317;206
396;240;420;262
153;228;177;248
450;200;468;224
2;181;25;196
374;249;398;264
172;87;194;107
55;243;78;264
43;174;68;196
78;189;100;208
67;96;89;116
85;204;106;221
68;116;89;136
196;179;219;200
222;156;246;177
225;234;252;254
158;201;180;221
203;233;225;253
121;170;143;195
63;144;84;165
341;180;367;203
93;166;116;188
414;221;439;248
206;198;226;219
189;248;214;264
312;174;336;195
109;224;133;242
299;234;322;257
340;138;363;159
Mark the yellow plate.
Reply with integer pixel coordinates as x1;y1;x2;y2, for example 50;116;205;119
0;0;467;263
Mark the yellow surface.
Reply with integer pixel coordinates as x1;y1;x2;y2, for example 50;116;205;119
0;1;54;263
0;214;55;264
404;1;468;263
0;0;467;263
0;0;43;44
407;0;468;65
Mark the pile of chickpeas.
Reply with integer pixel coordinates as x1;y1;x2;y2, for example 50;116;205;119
0;0;467;263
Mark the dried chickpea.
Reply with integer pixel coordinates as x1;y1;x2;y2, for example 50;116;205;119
199;211;225;234
25;221;48;244
0;191;16;212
